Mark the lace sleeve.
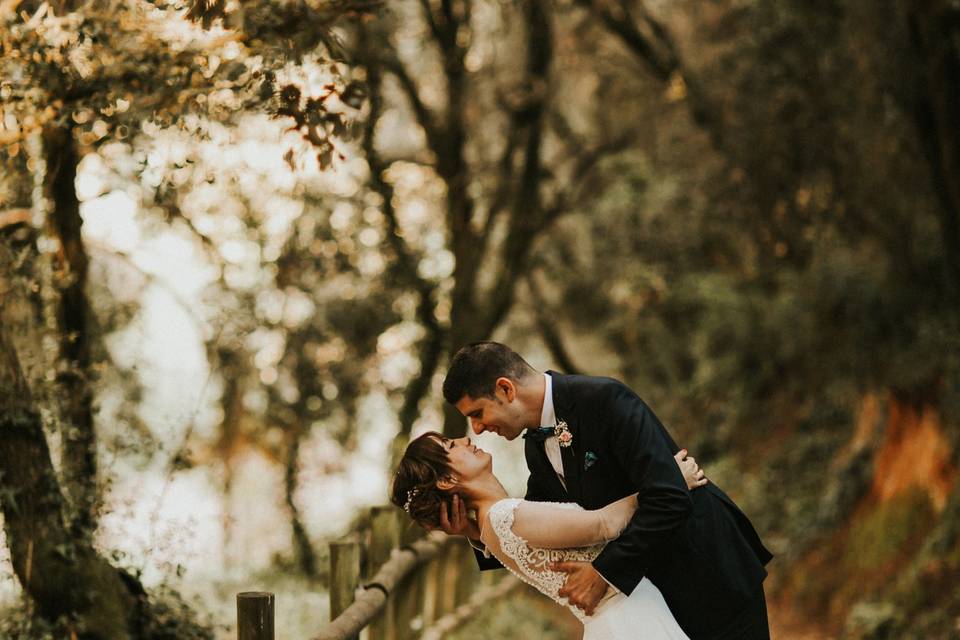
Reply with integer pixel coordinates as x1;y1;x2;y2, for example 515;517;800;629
479;498;623;622
511;494;638;548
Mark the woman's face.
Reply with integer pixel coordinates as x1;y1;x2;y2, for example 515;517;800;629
434;435;492;483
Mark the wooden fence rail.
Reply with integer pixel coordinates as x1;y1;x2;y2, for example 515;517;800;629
236;504;518;640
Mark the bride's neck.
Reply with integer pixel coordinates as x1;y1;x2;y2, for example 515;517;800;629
461;473;509;532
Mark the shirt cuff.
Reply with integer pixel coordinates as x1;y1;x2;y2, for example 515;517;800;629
600;574;621;594
593;565;621;594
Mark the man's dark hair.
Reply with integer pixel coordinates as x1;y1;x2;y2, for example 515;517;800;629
442;342;535;404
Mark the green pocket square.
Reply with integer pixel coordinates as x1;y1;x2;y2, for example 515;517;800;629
584;451;598;470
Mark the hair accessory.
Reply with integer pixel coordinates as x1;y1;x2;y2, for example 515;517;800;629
403;487;420;513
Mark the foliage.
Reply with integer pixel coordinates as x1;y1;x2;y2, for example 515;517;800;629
537;0;960;442
2;0;959;636
0;583;215;640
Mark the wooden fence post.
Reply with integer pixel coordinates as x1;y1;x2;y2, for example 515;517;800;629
437;540;460;617
330;536;361;640
454;540;475;606
420;544;442;627
394;522;426;638
237;592;274;640
368;505;401;640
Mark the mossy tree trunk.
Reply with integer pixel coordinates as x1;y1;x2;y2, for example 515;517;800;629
0;323;147;639
0;126;207;640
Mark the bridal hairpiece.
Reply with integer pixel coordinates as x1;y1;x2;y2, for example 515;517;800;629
403;487;420;513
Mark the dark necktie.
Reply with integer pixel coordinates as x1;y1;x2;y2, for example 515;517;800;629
522;426;555;442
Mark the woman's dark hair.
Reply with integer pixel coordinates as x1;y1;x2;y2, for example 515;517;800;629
442;342;535;405
391;431;455;530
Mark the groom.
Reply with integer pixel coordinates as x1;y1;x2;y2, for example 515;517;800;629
439;342;773;640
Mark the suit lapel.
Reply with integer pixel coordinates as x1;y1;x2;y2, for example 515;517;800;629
559;439;581;501
527;438;569;498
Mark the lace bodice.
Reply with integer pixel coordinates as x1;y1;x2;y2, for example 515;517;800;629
480;497;632;622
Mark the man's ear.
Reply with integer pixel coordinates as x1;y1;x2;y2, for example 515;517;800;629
495;377;516;402
436;475;457;491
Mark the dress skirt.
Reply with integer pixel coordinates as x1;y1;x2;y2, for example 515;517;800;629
584;578;690;640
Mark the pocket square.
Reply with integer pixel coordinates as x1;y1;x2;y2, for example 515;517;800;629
584;451;599;471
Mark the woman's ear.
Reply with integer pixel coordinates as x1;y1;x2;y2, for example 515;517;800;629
436;475;457;491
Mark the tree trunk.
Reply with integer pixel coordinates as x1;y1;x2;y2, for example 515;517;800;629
0;323;145;639
908;3;960;302
44;125;99;538
440;311;497;436
284;424;317;578
441;0;556;437
1;131;205;640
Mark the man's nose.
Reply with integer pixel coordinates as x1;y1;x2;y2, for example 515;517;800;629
470;419;485;435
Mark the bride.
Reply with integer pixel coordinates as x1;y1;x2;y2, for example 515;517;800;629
391;431;707;640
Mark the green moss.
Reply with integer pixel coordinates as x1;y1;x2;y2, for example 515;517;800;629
844;488;936;572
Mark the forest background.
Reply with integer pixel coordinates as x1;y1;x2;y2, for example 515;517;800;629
1;0;959;638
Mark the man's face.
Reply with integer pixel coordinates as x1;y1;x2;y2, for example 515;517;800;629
454;379;527;440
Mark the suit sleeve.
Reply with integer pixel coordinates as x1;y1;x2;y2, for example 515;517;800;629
591;383;692;595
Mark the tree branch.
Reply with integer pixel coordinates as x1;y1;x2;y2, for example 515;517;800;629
361;28;446;441
417;0;444;45
544;126;639;222
378;53;443;152
575;0;675;82
575;0;724;143
526;272;582;374
477;0;553;336
0;209;30;230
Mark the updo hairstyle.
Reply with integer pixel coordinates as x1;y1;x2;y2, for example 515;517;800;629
391;431;456;530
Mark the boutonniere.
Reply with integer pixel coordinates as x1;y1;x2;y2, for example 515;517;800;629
554;420;573;448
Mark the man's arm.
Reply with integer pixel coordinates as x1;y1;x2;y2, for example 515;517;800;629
556;450;704;615
590;382;693;595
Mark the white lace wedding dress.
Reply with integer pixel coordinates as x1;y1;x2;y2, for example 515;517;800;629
479;497;689;640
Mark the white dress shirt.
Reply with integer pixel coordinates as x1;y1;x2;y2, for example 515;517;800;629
540;372;566;488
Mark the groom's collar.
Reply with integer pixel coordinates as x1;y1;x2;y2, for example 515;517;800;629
539;372;556;428
545;370;576;415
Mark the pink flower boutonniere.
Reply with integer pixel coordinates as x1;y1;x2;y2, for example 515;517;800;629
555;420;573;448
